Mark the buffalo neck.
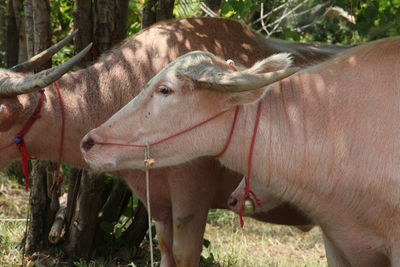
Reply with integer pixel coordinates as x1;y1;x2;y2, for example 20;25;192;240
218;64;400;238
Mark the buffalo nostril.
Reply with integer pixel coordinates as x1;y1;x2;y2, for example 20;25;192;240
228;197;238;208
82;136;95;152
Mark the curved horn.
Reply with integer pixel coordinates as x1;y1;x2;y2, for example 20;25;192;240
193;67;300;92
9;30;78;73
0;43;92;97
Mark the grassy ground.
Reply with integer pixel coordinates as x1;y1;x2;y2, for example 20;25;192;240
202;210;326;266
0;174;29;266
0;173;327;266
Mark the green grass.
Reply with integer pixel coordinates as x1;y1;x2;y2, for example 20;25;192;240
202;209;327;267
0;173;29;266
0;173;327;266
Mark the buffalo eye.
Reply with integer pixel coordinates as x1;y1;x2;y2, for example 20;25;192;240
159;85;172;95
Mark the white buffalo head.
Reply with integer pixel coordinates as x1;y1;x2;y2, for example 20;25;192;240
81;51;298;171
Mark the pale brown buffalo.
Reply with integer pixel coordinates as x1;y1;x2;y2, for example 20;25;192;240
1;18;350;266
83;38;400;266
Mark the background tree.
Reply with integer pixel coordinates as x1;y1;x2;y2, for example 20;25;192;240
0;0;150;263
142;0;174;28
72;0;94;66
0;0;5;66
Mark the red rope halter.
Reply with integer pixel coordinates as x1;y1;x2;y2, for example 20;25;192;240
0;89;45;191
94;106;239;157
0;81;65;191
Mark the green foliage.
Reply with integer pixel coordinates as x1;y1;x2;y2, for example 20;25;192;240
127;1;143;36
174;0;201;18
214;0;400;45
220;0;260;21
99;194;138;240
50;0;75;64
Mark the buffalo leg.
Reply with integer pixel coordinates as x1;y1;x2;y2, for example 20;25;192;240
168;168;216;267
155;219;176;267
323;233;351;267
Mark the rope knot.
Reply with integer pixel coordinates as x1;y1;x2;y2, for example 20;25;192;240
13;137;23;144
144;158;155;167
144;144;155;168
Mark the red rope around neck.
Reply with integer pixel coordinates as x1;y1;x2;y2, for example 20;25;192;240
238;101;263;227
54;81;65;185
213;106;239;158
0;81;65;191
14;89;44;192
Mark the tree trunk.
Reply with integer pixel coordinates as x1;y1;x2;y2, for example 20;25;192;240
62;170;107;259
25;161;55;253
72;0;94;67
32;0;51;69
115;0;129;41
92;179;131;253
23;0;34;59
94;0;116;55
204;0;221;12
25;0;53;255
142;0;175;29
12;0;27;63
6;0;19;68
156;0;174;21
0;0;7;67
142;0;157;29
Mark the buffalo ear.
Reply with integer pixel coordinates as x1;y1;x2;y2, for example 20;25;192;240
226;53;292;106
244;53;293;74
0;98;23;132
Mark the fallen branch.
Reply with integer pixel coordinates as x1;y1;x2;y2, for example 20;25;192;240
200;2;218;18
48;193;67;244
